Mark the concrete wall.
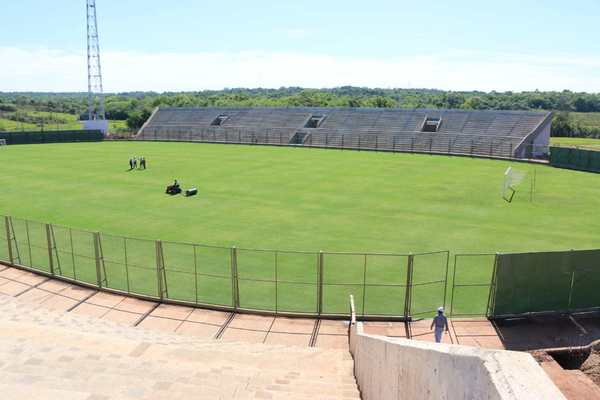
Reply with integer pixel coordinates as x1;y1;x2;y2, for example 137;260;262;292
349;323;565;400
82;120;109;135
532;122;551;157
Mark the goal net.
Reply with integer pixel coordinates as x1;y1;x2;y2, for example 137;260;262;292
502;167;528;203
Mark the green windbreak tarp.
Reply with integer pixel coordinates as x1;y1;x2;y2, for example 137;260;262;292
550;146;600;173
0;130;103;145
492;249;600;317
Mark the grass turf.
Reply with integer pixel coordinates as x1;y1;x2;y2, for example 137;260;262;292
1;142;599;316
550;136;600;150
0;111;129;134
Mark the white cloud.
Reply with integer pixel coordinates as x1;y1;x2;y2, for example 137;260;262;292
1;46;600;93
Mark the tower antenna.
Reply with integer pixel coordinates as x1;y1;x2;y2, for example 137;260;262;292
86;0;105;121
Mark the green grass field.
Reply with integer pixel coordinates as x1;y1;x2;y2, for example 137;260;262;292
1;142;599;316
551;136;600;150
0;111;130;134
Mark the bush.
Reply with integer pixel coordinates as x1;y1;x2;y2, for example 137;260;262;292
0;104;17;112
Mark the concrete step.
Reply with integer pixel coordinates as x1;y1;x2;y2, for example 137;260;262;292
0;294;360;399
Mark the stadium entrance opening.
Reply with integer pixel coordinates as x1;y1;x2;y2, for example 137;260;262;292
211;115;229;126
305;115;326;129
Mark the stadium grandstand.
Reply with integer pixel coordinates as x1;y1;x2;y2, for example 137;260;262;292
136;107;553;159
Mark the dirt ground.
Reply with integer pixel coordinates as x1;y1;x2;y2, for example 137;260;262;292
581;349;600;387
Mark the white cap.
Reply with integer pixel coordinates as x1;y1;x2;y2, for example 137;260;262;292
437;307;444;313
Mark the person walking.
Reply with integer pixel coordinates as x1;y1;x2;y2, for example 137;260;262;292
140;156;146;170
133;156;138;169
129;157;133;170
430;307;449;343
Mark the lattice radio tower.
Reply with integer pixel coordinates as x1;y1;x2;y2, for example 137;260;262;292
86;0;105;121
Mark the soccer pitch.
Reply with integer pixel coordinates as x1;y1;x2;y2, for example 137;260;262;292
1;142;599;315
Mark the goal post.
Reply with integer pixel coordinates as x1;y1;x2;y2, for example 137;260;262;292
502;166;528;203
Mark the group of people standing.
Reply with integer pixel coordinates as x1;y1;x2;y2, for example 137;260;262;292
129;156;147;170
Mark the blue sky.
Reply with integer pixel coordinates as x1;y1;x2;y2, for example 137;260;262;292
1;0;600;92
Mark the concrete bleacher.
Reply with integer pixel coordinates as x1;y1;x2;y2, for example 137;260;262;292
0;292;360;399
137;107;552;159
3;264;597;399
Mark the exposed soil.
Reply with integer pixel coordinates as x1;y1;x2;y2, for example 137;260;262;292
529;349;600;398
581;349;600;387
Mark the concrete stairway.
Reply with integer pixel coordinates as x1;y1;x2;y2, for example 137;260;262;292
0;294;360;399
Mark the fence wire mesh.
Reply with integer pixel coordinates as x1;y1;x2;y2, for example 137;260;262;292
275;251;318;314
0;217;516;317
236;248;277;312
10;218;51;273
363;254;408;316
322;253;366;315
410;251;450;317
100;233;158;298
0;217;9;262
49;225;97;285
450;254;496;317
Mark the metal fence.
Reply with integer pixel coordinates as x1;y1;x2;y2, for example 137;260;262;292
450;254;497;317
0;130;104;145
137;126;550;161
1;215;451;319
490;249;600;318
550;146;600;173
5;214;600;320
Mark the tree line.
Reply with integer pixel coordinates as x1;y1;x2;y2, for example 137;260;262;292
1;88;600;136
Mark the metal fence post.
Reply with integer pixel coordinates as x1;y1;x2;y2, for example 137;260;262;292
450;254;458;317
25;221;32;267
403;254;414;320
69;228;77;281
155;240;164;300
231;246;240;309
45;224;55;275
193;245;199;304
442;251;450;310
567;250;576;312
274;251;278;313
485;253;500;318
362;254;367;316
317;251;324;316
93;232;103;288
4;216;14;264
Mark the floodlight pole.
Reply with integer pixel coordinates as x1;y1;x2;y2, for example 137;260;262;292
86;0;106;121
